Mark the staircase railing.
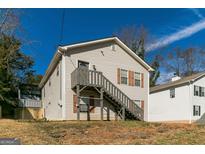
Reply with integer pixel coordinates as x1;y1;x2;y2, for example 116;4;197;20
71;68;144;120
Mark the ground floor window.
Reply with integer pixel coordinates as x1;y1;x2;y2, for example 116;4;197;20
193;105;201;116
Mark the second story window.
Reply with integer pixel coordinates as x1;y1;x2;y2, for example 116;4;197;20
194;85;205;97
170;88;175;98
120;69;128;85
201;87;205;96
134;72;141;87
194;85;199;96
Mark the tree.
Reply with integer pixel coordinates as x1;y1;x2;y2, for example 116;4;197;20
115;25;160;86
0;34;35;106
150;55;162;87
162;47;205;77
115;25;147;60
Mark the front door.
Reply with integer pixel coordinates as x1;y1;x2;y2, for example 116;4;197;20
78;60;89;85
78;60;89;69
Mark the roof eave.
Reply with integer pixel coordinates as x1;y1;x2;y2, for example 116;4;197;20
39;48;63;88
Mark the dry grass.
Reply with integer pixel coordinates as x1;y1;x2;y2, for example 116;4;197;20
1;119;205;145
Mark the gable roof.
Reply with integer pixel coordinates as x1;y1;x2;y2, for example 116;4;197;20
150;72;205;94
39;37;154;88
60;37;154;71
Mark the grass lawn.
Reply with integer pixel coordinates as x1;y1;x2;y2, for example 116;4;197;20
0;119;205;145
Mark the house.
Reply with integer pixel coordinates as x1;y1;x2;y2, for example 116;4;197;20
15;84;43;120
0;84;43;120
149;72;205;123
39;37;153;121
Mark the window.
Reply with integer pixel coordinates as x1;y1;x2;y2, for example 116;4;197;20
170;88;175;98
49;79;51;86
120;69;128;85
194;85;199;96
134;72;141;87
134;100;141;107
202;87;205;97
56;65;59;76
194;85;205;97
193;105;201;116
80;98;88;112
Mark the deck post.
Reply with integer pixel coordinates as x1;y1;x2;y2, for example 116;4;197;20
107;106;110;121
87;102;90;121
100;88;104;121
122;105;125;121
77;85;80;120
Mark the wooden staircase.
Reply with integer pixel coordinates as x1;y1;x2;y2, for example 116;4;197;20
71;68;144;121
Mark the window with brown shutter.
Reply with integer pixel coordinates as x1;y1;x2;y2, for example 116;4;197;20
89;96;95;113
141;73;144;88
117;68;120;84
134;72;141;87
73;95;77;113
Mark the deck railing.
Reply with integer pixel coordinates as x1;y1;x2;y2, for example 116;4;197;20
18;99;41;108
71;68;144;120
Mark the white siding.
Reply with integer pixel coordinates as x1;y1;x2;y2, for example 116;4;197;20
149;85;191;122
191;77;205;121
64;42;149;120
42;61;62;120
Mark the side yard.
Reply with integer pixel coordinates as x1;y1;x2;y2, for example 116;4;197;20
0;119;205;144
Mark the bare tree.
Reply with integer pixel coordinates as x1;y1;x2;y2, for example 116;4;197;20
162;47;205;77
114;25;148;60
114;25;161;86
0;9;21;37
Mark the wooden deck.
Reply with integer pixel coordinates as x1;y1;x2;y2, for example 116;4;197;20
71;68;144;121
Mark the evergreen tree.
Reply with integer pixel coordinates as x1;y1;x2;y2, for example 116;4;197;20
0;34;35;106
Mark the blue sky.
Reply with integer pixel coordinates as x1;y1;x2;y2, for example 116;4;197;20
19;8;205;82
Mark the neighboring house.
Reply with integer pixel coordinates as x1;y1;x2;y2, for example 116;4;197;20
0;84;42;120
15;84;43;120
39;37;153;121
149;72;205;123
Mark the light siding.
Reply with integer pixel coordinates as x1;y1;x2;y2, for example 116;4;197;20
42;41;149;120
42;61;62;120
149;76;205;123
64;42;148;120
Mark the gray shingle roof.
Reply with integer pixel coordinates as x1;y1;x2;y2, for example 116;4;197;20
150;72;205;93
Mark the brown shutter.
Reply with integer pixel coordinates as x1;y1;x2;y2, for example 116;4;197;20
117;68;121;84
89;96;95;113
128;70;132;86
131;71;135;86
73;95;77;113
141;73;144;88
141;100;144;110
